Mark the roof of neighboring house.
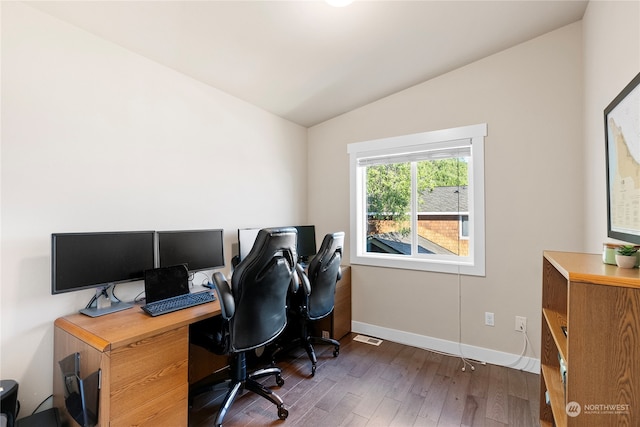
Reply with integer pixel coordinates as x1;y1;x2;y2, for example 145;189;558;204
367;232;454;255
418;186;468;213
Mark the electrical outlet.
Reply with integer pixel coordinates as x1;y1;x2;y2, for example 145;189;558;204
485;312;495;326
322;330;330;339
515;316;527;332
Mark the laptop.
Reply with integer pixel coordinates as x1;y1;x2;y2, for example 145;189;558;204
143;264;190;304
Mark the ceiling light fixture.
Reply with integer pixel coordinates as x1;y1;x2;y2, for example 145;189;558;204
325;0;353;7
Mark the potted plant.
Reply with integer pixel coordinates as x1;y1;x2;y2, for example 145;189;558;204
615;245;638;268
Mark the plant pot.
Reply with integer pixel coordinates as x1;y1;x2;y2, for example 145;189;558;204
615;254;637;269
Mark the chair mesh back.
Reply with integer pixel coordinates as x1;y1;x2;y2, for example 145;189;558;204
307;232;344;320
229;227;297;351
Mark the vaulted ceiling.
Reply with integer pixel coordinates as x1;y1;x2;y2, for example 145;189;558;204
29;1;588;127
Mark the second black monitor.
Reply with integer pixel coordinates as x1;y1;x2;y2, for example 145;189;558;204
157;229;224;272
295;225;317;263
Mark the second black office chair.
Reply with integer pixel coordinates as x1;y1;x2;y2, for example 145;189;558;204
189;227;298;427
274;231;345;376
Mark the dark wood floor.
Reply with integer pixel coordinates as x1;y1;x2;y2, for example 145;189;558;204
189;333;540;426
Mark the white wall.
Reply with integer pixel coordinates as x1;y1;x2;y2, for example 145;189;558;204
0;2;306;414
583;1;640;251
308;22;585;368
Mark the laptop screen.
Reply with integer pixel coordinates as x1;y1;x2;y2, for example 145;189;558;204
144;265;189;303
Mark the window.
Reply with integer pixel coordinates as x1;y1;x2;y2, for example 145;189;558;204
348;123;486;276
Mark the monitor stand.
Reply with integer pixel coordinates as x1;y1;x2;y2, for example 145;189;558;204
79;285;134;317
80;302;133;318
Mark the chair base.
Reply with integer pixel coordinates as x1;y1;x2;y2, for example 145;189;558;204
190;354;287;427
273;335;340;376
214;376;287;427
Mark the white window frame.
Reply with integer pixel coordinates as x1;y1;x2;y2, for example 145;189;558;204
348;123;486;276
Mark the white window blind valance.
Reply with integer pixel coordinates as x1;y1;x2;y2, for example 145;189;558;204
349;123;486;167
356;143;471;167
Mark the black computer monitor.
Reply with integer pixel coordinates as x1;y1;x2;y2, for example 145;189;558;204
237;228;261;263
51;231;155;295
294;225;316;263
156;229;225;272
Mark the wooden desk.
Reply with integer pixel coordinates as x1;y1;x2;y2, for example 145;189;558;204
53;298;221;427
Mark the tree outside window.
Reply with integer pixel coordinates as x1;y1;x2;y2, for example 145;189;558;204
366;157;469;256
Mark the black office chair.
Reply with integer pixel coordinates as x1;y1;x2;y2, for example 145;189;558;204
0;380;61;427
189;227;298;427
1;379;19;427
274;231;345;376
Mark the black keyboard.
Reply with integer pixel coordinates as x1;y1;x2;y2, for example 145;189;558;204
142;291;216;317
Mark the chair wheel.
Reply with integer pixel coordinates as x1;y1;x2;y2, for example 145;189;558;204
276;374;284;386
311;364;316;376
333;347;339;357
278;406;289;420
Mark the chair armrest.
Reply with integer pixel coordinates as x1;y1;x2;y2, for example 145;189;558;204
296;263;311;296
212;272;235;320
230;255;240;270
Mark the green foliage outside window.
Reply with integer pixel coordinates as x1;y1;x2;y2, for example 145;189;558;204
366;158;468;222
367;163;411;221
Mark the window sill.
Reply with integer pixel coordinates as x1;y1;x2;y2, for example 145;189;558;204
351;254;485;276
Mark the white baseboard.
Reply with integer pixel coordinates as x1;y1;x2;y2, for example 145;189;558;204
351;321;540;374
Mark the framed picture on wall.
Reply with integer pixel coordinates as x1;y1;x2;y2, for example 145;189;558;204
605;72;640;244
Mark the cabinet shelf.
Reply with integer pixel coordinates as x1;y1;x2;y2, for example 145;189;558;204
542;308;567;362
541;363;566;427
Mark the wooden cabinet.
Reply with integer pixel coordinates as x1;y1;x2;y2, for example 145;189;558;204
311;265;351;340
540;251;640;427
53;301;219;426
